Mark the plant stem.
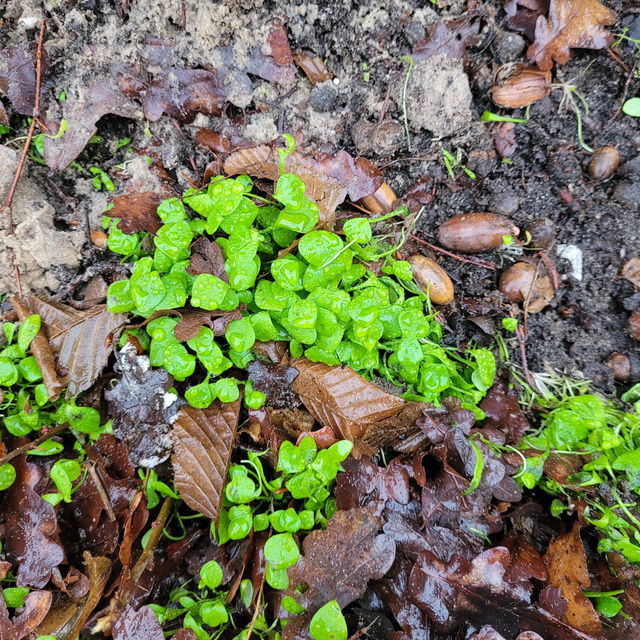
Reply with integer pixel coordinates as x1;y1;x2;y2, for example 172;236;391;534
0;422;67;467
401;56;414;152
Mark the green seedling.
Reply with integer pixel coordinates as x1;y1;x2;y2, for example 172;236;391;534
622;97;640;117
90;167;114;191
441;148;476;180
480;107;530;123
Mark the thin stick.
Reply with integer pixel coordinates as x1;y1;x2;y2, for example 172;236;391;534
0;422;67;467
243;578;265;640
409;235;497;270
606;47;631;74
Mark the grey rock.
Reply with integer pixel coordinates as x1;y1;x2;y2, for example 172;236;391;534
404;20;426;46
310;81;337;112
489;192;520;216
618;154;640;179
492;30;525;62
614;181;640;207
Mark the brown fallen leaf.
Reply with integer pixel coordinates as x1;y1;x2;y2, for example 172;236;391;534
24;296;127;400
622;257;640;290
412;14;482;61
172;399;241;522
361;401;431;453
223;146;383;223
112;605;164;640
11;296;62;401
0;42;49;115
268;24;294;65
10;590;52;640
284;508;396;615
44;79;137;171
527;0;616;71
105;192;164;235
1;456;65;588
195;129;253;154
292;51;333;84
544;523;602;634
0;588;14;640
173;308;243;342
187;237;229;280
289;357;406;455
409;546;603;640
115;66;226;123
505;0;551;41
494;122;518;158
247;359;299;409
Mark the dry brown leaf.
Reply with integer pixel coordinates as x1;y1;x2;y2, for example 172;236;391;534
622;257;640;289
284;508;396;615
268;24;294;65
412;14;482;61
44;79;137;171
172;399;241;522
527;0;616;71
24;296;127;400
0;42;49;115
504;0;551;40
292;51;333;84
105;192;165;236
289;357;406;455
11;296;62;402
544;523;602;634
223;146;383;222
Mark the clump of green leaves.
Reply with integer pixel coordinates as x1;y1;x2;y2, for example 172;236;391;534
105;136;495;416
511;391;640;566
0;316;104;492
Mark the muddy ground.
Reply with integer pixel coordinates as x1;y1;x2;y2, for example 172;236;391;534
1;0;639;396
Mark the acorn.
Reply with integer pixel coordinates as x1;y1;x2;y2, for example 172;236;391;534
605;353;640;383
437;213;518;253
588;146;619;181
499;262;554;313
629;311;640;341
526;218;555;250
408;254;454;305
359;182;397;214
490;64;552;109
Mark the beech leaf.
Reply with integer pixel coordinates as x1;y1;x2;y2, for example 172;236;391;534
408;547;604;640
284;508;396;614
24;296;127;400
543;523;602;634
223;147;383;222
527;0;616;71
412;14;482;61
289;357;406;455
171;398;241;522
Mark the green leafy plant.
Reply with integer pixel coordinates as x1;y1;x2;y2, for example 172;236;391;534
622;97;640;117
309;600;347;640
441;148;476;180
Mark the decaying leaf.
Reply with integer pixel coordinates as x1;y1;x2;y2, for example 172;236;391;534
24;296;127;400
268;24;294;65
409;547;603;640
479;381;530;444
105;192;165;235
112;605;164;640
195;129;253;154
187;237;228;280
361;401;431;453
173;308;243;342
0;456;65;588
292;51;333;84
284;508;396;614
115;66;226;123
223;147;383;222
10;590;52;640
494;122;518;159
622;257;640;290
105;344;182;467
0;42;48;115
11;296;62;401
412;14;481;61
247;359;299;409
44;79;137;171
171;398;241;522
504;0;551;40
544;523;602;634
289;357;406;455
527;0;616;71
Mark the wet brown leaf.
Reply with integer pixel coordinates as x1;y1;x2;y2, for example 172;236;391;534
10;590;52;640
494;122;518;158
268;24;294;65
1;456;65;588
0;43;48;115
295;425;338;449
362;401;431;453
116;66;226;123
284;508;396;614
505;0;551;40
44;79;137;171
292;51;333;84
409;547;603;640
0;589;13;640
172;308;242;342
544;523;602;634
105;192;164;235
172;398;241;522
187;237;228;281
112;605;164;640
24;296;127;400
412;14;481;61
11;296;62;402
247;359;299;409
223;147;383;222
479;381;531;444
105;344;182;467
289;358;406;455
622;257;640;290
527;0;616;71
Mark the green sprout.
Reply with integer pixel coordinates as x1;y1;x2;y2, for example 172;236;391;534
441;148;476;180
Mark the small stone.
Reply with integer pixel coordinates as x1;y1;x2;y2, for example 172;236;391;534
309;81;337;112
614;181;640;207
370;120;405;155
489;192;519;216
618;154;640;178
404;20;426;45
351;120;375;155
492;30;525;62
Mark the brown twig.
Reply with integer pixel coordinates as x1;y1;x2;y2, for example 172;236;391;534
513;313;538;393
0;20;47;296
0;422;67;467
409;235;497;270
606;47;631;74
